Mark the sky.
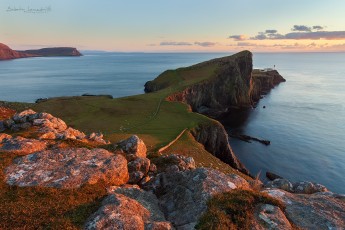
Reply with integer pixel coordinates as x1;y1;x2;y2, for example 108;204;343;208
1;0;345;52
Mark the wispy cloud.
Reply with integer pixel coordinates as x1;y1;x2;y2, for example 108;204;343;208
292;25;312;32
228;35;247;41
194;42;216;47
229;24;345;41
160;41;193;46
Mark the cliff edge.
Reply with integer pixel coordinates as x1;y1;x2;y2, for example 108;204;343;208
0;43;36;60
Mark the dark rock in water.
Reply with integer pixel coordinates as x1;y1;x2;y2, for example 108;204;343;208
228;132;270;145
263;105;266;108
5;148;129;188
266;171;283;181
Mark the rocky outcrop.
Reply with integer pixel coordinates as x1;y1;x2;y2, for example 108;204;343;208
252;204;292;230
0;43;82;61
0;43;35;60
266;178;329;194
20;47;82;57
85;188;174;230
1;109;110;144
146;168;249;229
0;135;47;155
191;121;249;175
265;189;345;229
5;148;128;188
251;69;286;103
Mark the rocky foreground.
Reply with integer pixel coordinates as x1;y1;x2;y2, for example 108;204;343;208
1;109;344;229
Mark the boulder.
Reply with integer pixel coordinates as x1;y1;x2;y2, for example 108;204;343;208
117;135;147;158
12;109;36;123
85;188;174;230
0;133;12;143
264;189;345;229
147;168;249;229
266;171;283;181
0;136;47;154
87;132;109;144
265;178;294;192
5;148;128;188
293;181;328;194
128;157;151;184
3;119;15;129
252;204;292;230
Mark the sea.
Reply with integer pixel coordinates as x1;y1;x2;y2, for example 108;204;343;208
0;52;344;194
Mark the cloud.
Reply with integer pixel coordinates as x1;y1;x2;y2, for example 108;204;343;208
194;42;216;47
265;30;277;34
228;35;247;41
284;31;345;40
292;25;311;32
160;41;192;46
313;25;324;30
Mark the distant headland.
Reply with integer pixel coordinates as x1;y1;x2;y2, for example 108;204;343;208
0;43;82;60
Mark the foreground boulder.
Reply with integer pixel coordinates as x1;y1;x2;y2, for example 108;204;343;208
0;135;47;155
148;168;249;229
5;148;128;188
85;187;174;230
265;189;345;229
116;135;147;158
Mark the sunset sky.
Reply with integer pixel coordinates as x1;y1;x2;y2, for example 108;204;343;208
1;0;345;52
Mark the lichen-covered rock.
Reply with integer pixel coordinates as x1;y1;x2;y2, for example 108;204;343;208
5;148;128;188
128;157;151;184
155;154;196;173
87;132;110;144
0;133;12;143
117;135;147;158
264;189;345;229
293;181;328;194
12;109;36;123
57;127;86;140
147;168;249;229
252;204;292;230
265;178;294;192
85;188;174;230
0;136;47;154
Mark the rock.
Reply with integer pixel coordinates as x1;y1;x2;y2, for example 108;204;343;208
265;178;294;192
3;119;15;129
85;189;174;230
128;157;151;174
58;127;86;140
12;109;36;123
117;135;147;158
0;121;5;132
266;171;283;181
155;154;196;173
5;148;128;188
10;122;32;131
0;133;12;143
149;163;157;173
147;168;249;228
252;204;292;230
0;136;47;154
293;181;328;194
264;189;345;229
129;171;146;184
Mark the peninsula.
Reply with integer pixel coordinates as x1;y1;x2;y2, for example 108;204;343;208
0;51;344;229
0;42;82;60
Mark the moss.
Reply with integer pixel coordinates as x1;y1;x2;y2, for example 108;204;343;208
196;189;284;230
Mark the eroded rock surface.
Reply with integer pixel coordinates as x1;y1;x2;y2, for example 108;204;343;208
252;204;292;230
117;135;147;158
0;136;47;154
148;168;249;229
5;148;128;188
265;189;345;229
85;188;174;230
265;178;329;194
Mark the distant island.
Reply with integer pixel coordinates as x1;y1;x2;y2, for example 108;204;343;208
0;43;82;60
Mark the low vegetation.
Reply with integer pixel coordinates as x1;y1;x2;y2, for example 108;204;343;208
196;189;284;230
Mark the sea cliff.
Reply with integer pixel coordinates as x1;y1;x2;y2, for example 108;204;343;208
0;42;82;60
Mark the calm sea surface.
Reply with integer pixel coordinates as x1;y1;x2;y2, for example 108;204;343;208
0;52;344;193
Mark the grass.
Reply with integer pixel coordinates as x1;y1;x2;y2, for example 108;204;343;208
196;189;285;230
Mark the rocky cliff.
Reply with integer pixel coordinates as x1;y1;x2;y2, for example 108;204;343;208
20;47;82;57
0;43;35;60
191;120;249;175
0;43;82;60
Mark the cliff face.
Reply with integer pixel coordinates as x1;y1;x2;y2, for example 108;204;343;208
20;47;82;57
250;69;286;103
0;43;35;60
191;120;249;175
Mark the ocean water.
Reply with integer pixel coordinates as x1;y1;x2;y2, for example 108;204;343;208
0;52;344;193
